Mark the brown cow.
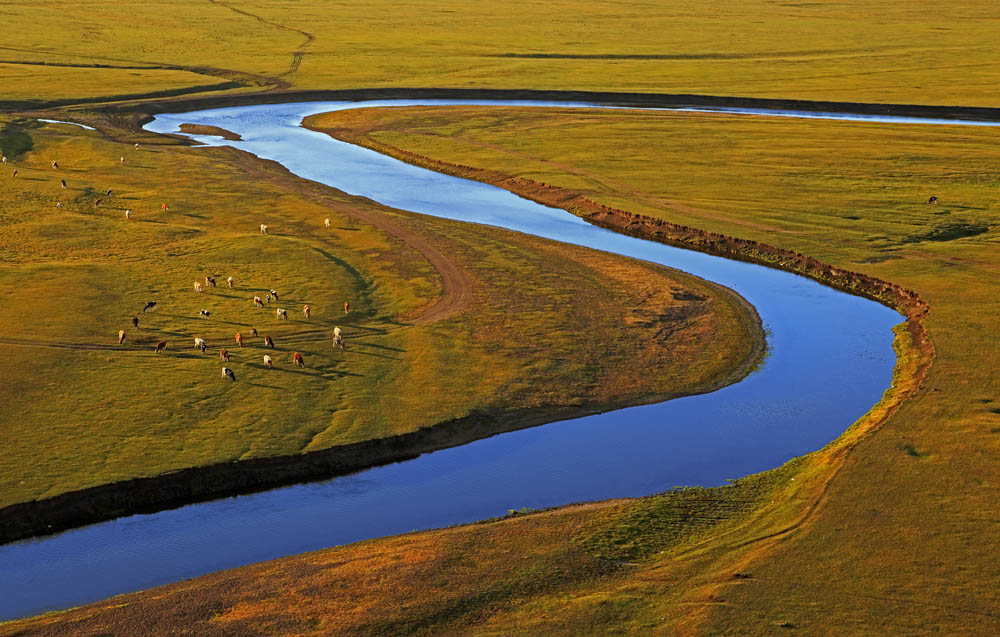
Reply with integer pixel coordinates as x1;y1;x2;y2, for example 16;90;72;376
264;335;274;348
235;332;243;348
293;352;305;368
154;341;167;353
220;348;230;362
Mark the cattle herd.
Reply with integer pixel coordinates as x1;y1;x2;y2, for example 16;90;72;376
6;133;353;384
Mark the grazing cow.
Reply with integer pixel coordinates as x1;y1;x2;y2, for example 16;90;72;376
194;337;208;353
222;367;236;382
263;354;273;368
259;224;268;235
142;301;157;313
928;195;939;205
333;333;344;350
194;282;203;293
161;203;169;212
270;289;279;301
60;179;67;189
220;348;230;362
154;340;167;353
324;218;331;228
276;308;288;320
227;276;234;289
235;332;243;348
125;209;132;219
333;326;342;339
118;330;126;344
51;161;59;170
264;335;274;348
11;169;17;178
94;198;102;207
250;327;258;337
265;294;272;303
135;142;140;150
253;296;264;308
293;352;305;368
344;300;349;314
56;202;61;209
205;275;216;288
105;188;113;197
302;305;310;318
120;156;125;166
1;156;5;164
199;309;211;318
132;316;139;328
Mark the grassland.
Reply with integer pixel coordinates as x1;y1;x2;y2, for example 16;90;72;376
13;103;998;634
0;114;761;538
3;1;1000;107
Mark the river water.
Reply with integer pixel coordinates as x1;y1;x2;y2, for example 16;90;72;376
0;100;909;621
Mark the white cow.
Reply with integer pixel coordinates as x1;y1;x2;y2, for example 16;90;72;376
194;337;207;353
324;218;331;228
194;281;203;293
276;308;287;320
259;224;268;235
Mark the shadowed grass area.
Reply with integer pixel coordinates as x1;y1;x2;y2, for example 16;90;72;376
3;1;1000;107
0;114;760;521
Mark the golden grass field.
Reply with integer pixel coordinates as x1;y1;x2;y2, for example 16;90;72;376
3;0;1000;634
10;101;997;634
2;1;1000;107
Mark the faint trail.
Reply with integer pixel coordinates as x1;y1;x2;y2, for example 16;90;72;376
220;146;474;325
207;0;314;78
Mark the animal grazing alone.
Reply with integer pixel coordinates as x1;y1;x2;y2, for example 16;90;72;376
199;309;211;318
259;224;268;235
161;203;169;212
142;301;157;313
60;179;67;189
344;300;349;314
263;354;273;368
302;305;311;318
118;330;126;345
135;143;140;150
324;218;331;228
222;367;236;382
120;156;125;166
11;169;17;178
94;198;102;207
154;340;167;353
125;210;131;220
194;337;207;353
51;161;59;169
235;332;243;348
293;352;305;368
264;335;274;348
105;188;113;197
220;348;230;362
276;308;287;320
132;316;139;328
927;195;939;205
227;276;234;288
253;296;264;308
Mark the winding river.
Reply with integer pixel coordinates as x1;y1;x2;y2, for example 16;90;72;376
0;100;916;621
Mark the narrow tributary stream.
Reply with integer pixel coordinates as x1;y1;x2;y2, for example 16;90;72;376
2;100;927;620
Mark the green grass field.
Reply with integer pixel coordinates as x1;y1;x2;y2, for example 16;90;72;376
3;1;1000;107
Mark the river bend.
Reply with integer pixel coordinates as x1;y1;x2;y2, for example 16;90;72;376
0;100;907;620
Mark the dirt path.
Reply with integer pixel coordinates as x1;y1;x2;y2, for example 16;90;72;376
218;145;473;325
